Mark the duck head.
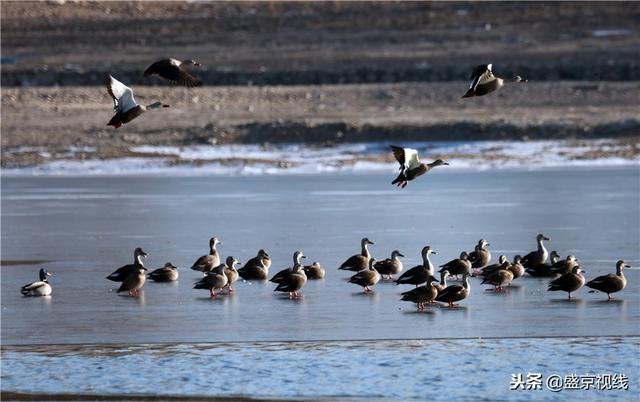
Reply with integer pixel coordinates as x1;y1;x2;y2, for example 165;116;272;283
536;234;550;242
293;251;306;265
391;250;405;259
39;268;52;281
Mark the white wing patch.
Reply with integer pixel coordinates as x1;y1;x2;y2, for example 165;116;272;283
403;148;421;170
108;75;138;113
470;69;494;90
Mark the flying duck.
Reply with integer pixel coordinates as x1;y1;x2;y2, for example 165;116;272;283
105;74;170;128
348;258;381;293
390;146;449;188
270;251;306;283
117;266;146;296
273;262;307;299
223;256;241;292
435;271;471;307
237;249;271;280
338;237;374;271
193;263;228;298
400;275;440;311
20;268;52;297
462;64;527;98
521;234;550;269
303;262;326;280
106;247;148;282
144;58;202;87
438;252;472;279
374;250;404;279
190;237;222;275
526;250;560;277
547;266;586;299
586;260;630;300
468;239;491;270
395;246;436;287
147;262;179;282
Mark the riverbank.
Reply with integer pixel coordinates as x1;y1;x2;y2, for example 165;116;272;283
2;82;639;170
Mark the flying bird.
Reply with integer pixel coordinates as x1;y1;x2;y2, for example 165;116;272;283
390;146;449;188
462;64;526;98
144;58;203;87
105;74;170;128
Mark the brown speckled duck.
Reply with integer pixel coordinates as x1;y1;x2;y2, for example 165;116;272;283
395;246;436;287
550;255;579;276
223;256;241;292
303;262;326;280
439;252;472;279
526;250;560;277
521;234;550;269
435;271;471;308
586;260;630;300
107;247;148;282
147;262;179;282
338;238;374;271
374;250;404;279
193;263;228;299
349;258;381;293
468;239;491;270
270;251;306;283
237;249;271;280
117;266;146;296
400;275;440;311
274;258;307;299
548;266;586;299
190;237;222;276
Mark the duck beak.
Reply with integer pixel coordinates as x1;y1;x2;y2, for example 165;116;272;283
162;104;171;108
432;250;437;254
543;236;550;241
398;253;405;258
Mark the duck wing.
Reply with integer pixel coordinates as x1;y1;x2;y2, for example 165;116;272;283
435;284;464;302
390;146;420;170
468;64;493;91
20;281;46;294
106;74;137;113
144;59;202;87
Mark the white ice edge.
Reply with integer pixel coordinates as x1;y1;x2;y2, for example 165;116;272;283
2;140;638;177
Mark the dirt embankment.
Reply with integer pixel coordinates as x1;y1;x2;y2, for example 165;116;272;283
2;2;639;86
1;2;639;168
2;81;639;168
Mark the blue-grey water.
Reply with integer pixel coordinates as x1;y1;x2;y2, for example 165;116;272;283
1;167;639;400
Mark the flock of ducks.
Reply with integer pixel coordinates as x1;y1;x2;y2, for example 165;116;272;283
20;62;630;310
21;234;630;309
104;60;523;188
